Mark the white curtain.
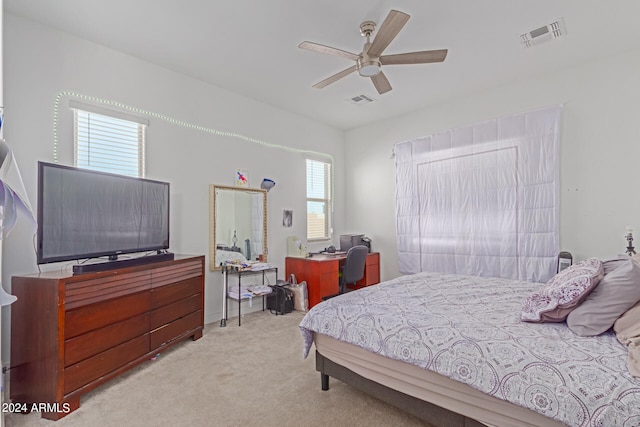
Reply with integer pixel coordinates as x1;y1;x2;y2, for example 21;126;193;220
394;106;562;283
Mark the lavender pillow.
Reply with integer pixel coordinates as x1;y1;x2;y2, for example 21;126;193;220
521;258;604;322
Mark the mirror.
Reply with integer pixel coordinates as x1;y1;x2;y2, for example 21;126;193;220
209;184;267;271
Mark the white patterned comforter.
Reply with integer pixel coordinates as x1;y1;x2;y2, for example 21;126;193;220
299;272;640;427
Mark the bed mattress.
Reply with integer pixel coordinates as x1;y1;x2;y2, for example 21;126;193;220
299;272;640;427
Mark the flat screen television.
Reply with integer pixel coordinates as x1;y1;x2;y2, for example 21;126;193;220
37;162;171;272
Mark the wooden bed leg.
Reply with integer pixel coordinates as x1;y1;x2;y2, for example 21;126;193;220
321;372;329;391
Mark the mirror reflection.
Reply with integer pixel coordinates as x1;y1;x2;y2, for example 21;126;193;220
209;184;267;270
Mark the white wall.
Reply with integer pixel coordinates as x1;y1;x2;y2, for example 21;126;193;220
1;14;345;361
7;9;640;365
345;47;640;281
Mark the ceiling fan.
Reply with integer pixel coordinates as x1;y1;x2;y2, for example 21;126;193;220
299;9;448;95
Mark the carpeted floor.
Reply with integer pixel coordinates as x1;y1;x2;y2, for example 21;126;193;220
5;310;433;427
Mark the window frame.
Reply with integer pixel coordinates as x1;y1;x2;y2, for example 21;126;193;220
71;101;148;178
306;158;332;242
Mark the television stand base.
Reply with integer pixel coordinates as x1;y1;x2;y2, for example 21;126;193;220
73;252;175;274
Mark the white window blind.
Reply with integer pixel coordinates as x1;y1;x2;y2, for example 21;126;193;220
306;159;331;240
74;108;146;177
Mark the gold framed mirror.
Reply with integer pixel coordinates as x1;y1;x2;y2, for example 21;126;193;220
209;184;267;271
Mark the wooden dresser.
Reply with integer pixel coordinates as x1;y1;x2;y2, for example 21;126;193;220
10;255;204;420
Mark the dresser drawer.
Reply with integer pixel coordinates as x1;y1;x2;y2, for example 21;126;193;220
65;313;150;367
64;334;149;394
151;277;201;309
65;271;151;310
150;310;201;349
151;260;203;288
65;291;151;339
150;294;201;330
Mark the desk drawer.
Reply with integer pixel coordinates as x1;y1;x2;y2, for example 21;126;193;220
64;334;149;394
364;253;380;285
65;313;150;367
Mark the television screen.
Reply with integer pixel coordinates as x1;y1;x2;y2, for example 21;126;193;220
37;162;170;264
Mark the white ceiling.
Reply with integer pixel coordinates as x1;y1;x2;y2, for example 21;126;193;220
6;0;640;130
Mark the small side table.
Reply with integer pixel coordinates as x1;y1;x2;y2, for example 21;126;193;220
220;265;278;327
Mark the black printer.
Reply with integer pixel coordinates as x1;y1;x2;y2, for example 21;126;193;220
339;234;371;252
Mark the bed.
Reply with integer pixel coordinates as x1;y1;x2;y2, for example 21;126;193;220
215;245;247;266
299;270;640;427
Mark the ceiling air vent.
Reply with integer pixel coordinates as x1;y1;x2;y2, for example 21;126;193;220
348;94;376;105
520;18;566;48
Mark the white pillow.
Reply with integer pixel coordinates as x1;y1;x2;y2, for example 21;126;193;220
567;258;640;336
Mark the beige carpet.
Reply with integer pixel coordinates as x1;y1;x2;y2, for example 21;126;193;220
5;310;432;427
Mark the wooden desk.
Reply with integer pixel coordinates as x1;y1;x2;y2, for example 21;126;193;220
285;252;380;309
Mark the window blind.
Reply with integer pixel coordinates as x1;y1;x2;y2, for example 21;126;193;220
306;159;331;240
74;109;146;177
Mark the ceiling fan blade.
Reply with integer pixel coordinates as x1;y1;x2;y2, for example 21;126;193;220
381;49;448;65
367;10;410;58
298;41;359;61
312;65;357;89
371;71;392;94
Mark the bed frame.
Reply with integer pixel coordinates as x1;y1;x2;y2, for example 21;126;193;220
316;350;486;427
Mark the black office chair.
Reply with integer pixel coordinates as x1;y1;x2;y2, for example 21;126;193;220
322;245;369;300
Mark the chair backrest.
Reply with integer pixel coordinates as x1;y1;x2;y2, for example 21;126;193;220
342;245;369;286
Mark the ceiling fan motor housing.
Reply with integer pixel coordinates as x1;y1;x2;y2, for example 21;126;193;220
357;34;381;77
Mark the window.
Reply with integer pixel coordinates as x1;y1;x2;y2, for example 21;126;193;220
306;159;332;240
73;105;147;177
393;106;562;282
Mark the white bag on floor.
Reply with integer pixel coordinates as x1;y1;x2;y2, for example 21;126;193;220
288;274;309;312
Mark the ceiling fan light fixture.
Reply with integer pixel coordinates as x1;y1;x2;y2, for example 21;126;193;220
357;58;381;77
